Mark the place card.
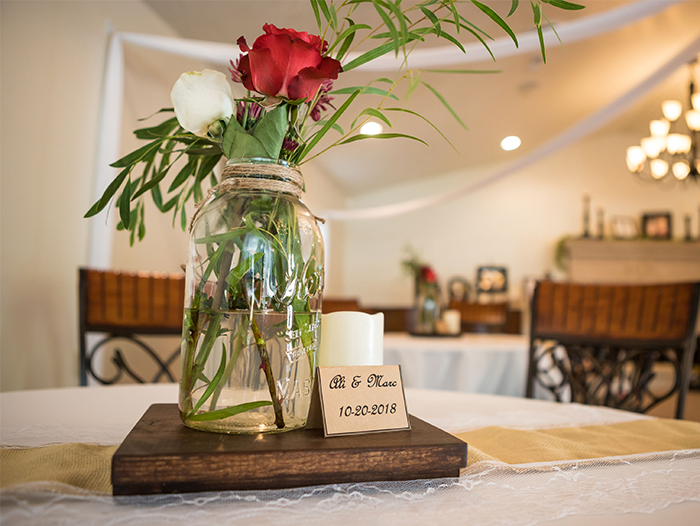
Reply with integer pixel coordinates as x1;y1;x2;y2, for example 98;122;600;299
308;365;410;437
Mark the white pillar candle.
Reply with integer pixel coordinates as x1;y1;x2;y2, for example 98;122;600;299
318;311;384;367
442;309;462;335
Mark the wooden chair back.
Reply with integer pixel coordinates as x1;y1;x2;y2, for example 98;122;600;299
527;280;700;418
79;268;185;385
321;298;362;313
448;300;508;333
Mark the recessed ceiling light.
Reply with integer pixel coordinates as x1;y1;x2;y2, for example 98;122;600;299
361;121;383;135
500;135;521;151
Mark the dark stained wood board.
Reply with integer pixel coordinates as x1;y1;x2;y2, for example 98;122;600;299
111;404;467;496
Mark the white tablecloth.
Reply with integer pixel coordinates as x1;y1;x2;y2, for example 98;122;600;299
1;384;699;526
384;333;529;396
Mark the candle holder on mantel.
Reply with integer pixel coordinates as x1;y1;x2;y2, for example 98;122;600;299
581;194;591;238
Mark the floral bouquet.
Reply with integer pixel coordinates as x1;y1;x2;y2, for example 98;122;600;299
402;249;442;333
85;0;584;433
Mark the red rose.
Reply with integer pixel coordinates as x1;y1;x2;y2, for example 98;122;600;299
420;266;437;283
236;24;342;102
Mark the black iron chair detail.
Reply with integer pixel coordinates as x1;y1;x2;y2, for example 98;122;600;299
79;268;186;385
526;280;700;419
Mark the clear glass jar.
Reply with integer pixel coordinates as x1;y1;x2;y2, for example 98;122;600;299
413;281;440;335
179;158;324;434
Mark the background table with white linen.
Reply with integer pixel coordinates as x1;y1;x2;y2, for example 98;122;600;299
383;333;529;396
2;384;699;526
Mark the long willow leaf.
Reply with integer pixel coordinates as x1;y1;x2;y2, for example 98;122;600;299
84;167;129;217
422;81;468;130
327;22;371;57
299;89;361;161
188;344;227;417
384;107;458;152
338;133;428;146
472;0;518;47
187;400;273;421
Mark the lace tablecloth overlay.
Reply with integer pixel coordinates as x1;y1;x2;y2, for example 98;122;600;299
1;385;699;526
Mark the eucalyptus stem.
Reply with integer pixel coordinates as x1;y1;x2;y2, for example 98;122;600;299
249;313;285;428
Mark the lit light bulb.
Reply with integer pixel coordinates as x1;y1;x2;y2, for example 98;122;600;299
650;119;670;137
500;135;521;151
650;159;669;179
640;136;664;158
666;133;692;154
626;146;646;172
692;93;700;110
673;161;690;180
685;109;700;131
662;100;683;121
360;121;383;135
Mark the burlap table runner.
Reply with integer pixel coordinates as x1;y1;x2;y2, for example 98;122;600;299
2;418;699;494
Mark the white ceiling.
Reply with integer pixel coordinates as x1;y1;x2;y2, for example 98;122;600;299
143;0;700;196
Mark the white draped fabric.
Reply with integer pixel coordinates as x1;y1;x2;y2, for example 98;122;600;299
88;0;700;265
2;385;699;525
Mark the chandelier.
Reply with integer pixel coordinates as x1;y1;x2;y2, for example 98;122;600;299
626;61;700;183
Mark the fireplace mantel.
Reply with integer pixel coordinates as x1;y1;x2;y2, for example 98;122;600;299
566;239;700;284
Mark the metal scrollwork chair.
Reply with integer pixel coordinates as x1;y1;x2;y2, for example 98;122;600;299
526;280;700;419
79;268;185;385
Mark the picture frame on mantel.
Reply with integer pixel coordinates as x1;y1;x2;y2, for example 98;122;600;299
610;216;639;240
641;212;672;240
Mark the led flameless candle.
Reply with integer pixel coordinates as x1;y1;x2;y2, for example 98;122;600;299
318;311;384;367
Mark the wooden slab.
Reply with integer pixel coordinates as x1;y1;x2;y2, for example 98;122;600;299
112;404;467;496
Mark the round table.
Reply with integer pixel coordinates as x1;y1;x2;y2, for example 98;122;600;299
1;384;699;525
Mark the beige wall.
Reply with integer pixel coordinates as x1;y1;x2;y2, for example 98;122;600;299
0;0;345;392
2;1;698;393
341;132;700;310
0;0;190;391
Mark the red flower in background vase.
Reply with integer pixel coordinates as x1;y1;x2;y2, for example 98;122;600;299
235;24;342;102
420;266;437;283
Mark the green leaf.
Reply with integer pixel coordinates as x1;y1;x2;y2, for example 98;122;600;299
384;106;458;152
422;80;467;129
472;0;518;48
343;40;405;71
338;133;428;146
84;167;129;218
317;0;337;31
532;0;542;26
133;117;179;140
195;152;222;184
435;28;467;55
532;0;546;63
508;0;519;17
180;204;187;231
194;227;248;245
420;6;441;38
353;107;392;129
545;0;585;11
372;1;400;54
109;139;163;168
119;177;131;229
253;105;287;159
330;86;399;100
223;117;268;159
151;180;163;210
226;253;264;289
300;89;361;161
328;21;372;58
423;69;500;74
187;400;273;421
407;70;421;99
168;158;196;192
137;203;146;242
188;344;228;417
309;0;322;31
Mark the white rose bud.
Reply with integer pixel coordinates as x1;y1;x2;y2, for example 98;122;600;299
171;69;234;137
